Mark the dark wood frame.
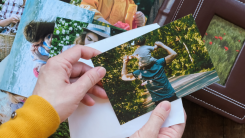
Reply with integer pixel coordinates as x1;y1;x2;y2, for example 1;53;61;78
154;0;245;123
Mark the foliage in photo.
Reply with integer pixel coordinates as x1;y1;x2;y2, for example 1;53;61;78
50;17;89;57
92;14;214;124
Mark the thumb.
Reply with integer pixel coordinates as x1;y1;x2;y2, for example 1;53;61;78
71;67;106;97
132;101;171;138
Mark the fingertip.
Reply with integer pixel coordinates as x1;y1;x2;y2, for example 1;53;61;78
96;67;106;79
159;101;171;112
81;94;95;106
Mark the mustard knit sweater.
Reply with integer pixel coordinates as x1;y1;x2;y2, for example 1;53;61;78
0;95;60;138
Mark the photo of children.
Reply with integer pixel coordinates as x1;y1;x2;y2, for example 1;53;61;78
69;0;156;29
91;14;220;125
0;0;95;97
49;17;124;57
23;21;54;77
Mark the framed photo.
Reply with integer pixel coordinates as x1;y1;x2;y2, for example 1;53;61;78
154;0;245;123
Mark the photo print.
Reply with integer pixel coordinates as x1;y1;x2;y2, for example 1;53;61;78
0;0;94;97
91;14;220;125
203;15;245;85
65;0;156;28
50;17;124;57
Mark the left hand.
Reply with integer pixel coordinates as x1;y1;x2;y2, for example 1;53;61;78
135;11;146;27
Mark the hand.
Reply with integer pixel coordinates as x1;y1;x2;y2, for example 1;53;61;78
123;55;130;64
32;48;48;61
135;11;146;27
31;45;39;61
154;45;158;50
8;15;20;24
32;45;107;122
130;101;186;138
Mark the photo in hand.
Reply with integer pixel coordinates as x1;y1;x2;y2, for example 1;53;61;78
91;14;220;125
50;17;124;57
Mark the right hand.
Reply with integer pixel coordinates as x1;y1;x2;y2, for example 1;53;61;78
130;101;186;138
31;45;39;61
8;15;21;24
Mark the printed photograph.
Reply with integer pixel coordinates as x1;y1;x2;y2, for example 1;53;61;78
68;0;156;29
203;15;245;85
0;90;70;138
50;17;124;57
91;14;220;125
0;0;95;97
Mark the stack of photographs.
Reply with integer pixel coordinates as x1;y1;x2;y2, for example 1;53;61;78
0;0;220;138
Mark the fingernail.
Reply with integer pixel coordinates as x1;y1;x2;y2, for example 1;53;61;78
160;101;171;112
96;67;106;78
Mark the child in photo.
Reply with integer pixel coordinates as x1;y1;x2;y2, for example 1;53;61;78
24;21;54;77
0;0;26;34
24;21;54;63
121;38;178;106
62;24;110;52
80;0;146;27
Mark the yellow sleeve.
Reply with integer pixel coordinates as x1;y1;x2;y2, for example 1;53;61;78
80;0;103;20
0;95;60;138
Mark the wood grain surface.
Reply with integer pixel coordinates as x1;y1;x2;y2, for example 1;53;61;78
148;0;245;138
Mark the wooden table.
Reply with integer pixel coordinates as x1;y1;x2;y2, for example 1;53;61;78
149;1;245;137
182;98;245;138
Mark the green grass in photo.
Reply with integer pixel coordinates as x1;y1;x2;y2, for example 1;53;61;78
203;15;245;85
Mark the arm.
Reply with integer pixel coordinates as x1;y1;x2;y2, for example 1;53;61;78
155;41;177;64
0;15;20;27
0;95;60;138
121;56;136;81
